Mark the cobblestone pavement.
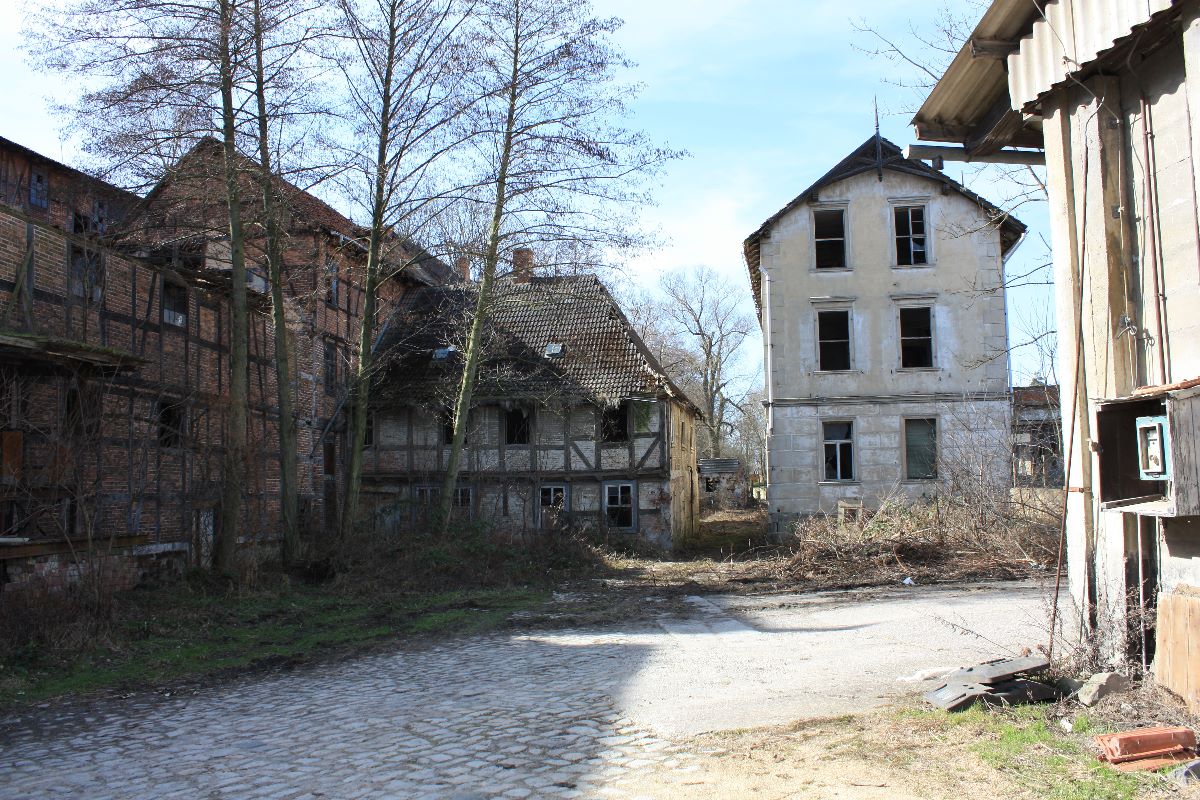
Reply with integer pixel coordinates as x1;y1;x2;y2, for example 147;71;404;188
0;581;1048;799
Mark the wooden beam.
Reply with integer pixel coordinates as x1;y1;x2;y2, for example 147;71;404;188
970;37;1019;60
904;144;1045;166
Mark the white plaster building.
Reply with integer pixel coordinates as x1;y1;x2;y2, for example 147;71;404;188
744;136;1025;534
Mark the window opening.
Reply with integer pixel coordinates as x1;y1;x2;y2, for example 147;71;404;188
453;486;472;508
895;206;928;266
605;483;634;528
69;245;103;303
704;477;719;493
323;339;338;392
899;307;934;368
822;421;854;481
540;486;565;507
905;418;938;479
601;402;629;443
817;309;851;371
323;436;336;475
505;407;530;445
325;257;339;307
156;401;185;448
29;170;48;209
414;486;439;505
813;208;846;269
362;412;374;447
163;282;188;328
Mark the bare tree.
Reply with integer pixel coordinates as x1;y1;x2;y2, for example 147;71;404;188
335;0;474;540
433;0;679;532
658;266;754;459
29;0;261;573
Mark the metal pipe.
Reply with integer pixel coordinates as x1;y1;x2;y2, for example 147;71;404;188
1141;97;1170;385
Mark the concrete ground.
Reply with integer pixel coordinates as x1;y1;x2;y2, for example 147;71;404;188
0;580;1050;800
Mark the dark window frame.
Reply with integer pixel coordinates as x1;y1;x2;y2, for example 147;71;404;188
813;207;847;270
29;169;48;210
894;205;929;266
323;339;338;393
604;482;635;529
816;308;852;371
163;282;188;328
325;257;339;307
155;400;186;449
68;244;103;304
822;420;855;482
899;306;935;369
504;407;531;445
904;417;938;480
600;402;629;443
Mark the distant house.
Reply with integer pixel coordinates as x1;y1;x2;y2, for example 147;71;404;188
744;134;1025;535
915;0;1200;706
698;458;747;509
363;254;702;549
1011;383;1063;489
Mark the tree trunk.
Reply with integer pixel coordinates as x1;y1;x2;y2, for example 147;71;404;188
251;0;300;565
216;0;250;574
435;11;520;533
341;0;400;541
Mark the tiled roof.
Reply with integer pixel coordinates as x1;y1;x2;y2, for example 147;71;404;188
372;274;700;413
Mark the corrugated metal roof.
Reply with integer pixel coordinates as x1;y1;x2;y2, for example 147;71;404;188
698;458;741;475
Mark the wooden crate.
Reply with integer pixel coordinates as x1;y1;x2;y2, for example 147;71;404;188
1156;588;1200;712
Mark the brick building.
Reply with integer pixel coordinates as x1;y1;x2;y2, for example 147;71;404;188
0;136;447;589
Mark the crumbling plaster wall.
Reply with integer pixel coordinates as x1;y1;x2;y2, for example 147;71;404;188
759;168;1011;532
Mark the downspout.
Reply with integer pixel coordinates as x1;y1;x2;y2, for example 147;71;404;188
1142;99;1172;384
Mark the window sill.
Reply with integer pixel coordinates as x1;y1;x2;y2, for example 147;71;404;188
813;369;861;375
818;480;860;486
897;367;941;373
891;263;935;270
812;267;854;274
900;478;938;484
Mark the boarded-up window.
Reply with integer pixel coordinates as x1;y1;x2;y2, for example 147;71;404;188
817;310;851;371
899;307;934;368
813;209;846;269
904;418;937;479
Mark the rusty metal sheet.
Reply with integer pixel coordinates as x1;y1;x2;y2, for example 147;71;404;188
924;678;1058;712
943;656;1049;685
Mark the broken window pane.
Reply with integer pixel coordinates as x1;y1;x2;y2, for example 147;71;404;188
899;307;934;368
163;282;188;328
601;402;629;443
69;245;103;303
895;206;928;266
156;401;185;449
813;209;846;269
817;310;851;371
905;418;938;479
822;421;854;481
605;483;634;528
505;407;530;445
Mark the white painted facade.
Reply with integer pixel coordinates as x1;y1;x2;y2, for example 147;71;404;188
747;138;1020;533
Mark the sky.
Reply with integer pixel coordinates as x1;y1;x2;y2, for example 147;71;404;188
0;0;1054;386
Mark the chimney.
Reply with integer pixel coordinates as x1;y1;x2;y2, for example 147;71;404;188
455;255;471;282
512;247;533;284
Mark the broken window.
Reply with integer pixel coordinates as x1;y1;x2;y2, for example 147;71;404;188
899;306;934;368
68;245;103;303
92;199;108;234
505;407;530;445
163;282;188;328
822;421;854;481
600;402;629;443
29;169;48;209
325;257;339;307
414;486;439;505
156;400;185;449
904;418;938;480
323;436;336;475
540;485;565;508
813;208;846;269
605;483;634;528
323;338;338;393
453;486;472;509
817;309;851;371
895;205;928;266
362;412;374;448
704;477;719;493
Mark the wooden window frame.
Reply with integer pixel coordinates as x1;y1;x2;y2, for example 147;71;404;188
812;206;849;271
821;420;855;482
603;481;636;530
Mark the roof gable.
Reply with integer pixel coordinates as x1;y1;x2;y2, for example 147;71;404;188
742;134;1027;317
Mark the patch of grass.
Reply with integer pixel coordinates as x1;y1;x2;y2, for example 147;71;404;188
0;584;546;707
891;704;1165;800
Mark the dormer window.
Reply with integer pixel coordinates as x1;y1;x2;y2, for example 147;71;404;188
813;208;846;269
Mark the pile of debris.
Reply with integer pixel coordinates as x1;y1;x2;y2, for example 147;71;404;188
924;655;1200;782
